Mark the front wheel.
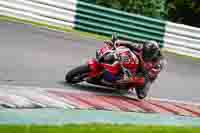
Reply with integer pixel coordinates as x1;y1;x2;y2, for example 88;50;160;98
135;81;151;99
65;64;90;84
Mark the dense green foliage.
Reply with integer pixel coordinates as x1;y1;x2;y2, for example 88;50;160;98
0;124;200;133
80;0;200;27
82;0;166;19
166;0;200;27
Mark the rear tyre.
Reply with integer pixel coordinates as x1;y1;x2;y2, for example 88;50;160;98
65;64;90;84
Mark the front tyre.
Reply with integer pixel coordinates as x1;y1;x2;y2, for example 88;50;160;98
65;64;90;84
135;81;151;99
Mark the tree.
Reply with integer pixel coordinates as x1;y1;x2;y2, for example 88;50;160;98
80;0;200;27
95;0;166;19
166;0;200;27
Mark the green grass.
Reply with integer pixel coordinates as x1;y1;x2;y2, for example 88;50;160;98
0;15;73;32
0;15;110;41
0;124;200;133
163;48;200;61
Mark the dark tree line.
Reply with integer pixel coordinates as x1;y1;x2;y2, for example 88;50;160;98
166;0;200;27
81;0;200;27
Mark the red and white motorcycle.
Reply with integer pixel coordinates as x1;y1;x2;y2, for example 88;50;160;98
65;33;145;98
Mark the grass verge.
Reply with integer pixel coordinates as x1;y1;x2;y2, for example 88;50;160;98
0;15;73;32
0;15;110;41
0;124;200;133
163;49;200;61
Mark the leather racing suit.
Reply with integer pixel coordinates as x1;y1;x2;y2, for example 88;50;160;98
114;40;166;99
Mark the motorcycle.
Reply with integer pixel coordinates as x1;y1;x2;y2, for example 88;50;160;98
65;33;145;98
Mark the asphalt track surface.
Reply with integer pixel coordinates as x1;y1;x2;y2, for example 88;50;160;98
0;21;200;102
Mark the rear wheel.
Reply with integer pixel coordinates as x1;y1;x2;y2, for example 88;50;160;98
65;64;90;84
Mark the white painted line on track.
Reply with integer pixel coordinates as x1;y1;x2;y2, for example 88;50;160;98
0;85;75;108
0;84;199;107
149;97;200;106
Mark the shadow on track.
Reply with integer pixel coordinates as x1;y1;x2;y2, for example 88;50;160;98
59;80;124;95
58;81;139;101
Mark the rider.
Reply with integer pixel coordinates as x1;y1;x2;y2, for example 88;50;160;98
103;39;165;99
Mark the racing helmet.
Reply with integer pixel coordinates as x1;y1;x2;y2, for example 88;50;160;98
143;40;160;60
